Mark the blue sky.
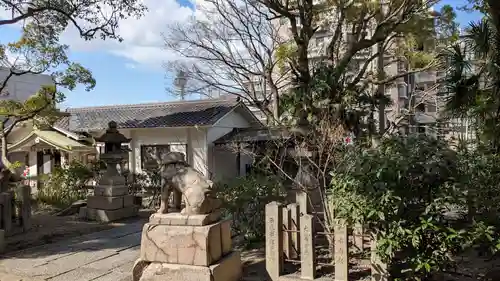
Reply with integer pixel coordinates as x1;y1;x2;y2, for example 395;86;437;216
0;0;483;109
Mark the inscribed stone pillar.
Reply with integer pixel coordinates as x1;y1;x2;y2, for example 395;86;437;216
334;219;349;281
354;223;364;252
300;214;315;280
265;202;283;281
371;238;389;281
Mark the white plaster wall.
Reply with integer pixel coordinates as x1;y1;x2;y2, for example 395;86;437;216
0;68;54;102
189;128;208;177
207;109;253;181
121;127;208;176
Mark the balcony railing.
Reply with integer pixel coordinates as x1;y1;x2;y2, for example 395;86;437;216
415;71;437;84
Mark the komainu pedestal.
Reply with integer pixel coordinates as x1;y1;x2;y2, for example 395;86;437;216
133;212;242;281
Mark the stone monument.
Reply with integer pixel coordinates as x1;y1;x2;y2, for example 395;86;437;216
132;151;242;281
81;121;138;222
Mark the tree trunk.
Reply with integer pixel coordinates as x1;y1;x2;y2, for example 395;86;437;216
488;0;500;28
1;135;12;170
272;90;279;125
377;41;386;135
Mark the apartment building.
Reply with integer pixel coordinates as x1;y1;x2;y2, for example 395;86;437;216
0;67;54;102
247;3;452;138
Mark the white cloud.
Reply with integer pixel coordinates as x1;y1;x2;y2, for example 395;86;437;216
60;0;194;69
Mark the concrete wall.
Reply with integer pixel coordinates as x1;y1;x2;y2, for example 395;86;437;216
0;68;54;102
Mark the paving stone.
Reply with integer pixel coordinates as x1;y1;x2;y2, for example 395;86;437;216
91;270;132;281
87;206;139;222
15;249;117;278
47;267;110;281
86;246;140;271
0;220;145;281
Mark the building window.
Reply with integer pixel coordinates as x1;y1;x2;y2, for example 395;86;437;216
416;103;426;112
141;145;171;169
398;84;407;98
316;36;325;46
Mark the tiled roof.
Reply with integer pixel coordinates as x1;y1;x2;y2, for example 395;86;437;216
54;99;241;132
214;127;294;144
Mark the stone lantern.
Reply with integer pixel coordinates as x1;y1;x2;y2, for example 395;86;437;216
94;121;131;186
81;121;138;222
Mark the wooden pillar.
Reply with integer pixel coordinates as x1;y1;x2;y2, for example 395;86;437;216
236;142;241;177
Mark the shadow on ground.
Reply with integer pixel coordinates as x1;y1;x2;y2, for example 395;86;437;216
2;209;152;259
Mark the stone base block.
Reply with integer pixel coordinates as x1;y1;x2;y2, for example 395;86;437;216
94;186;128;197
87;195;124;210
85;206;138;222
149;211;221;226
139;251;242;281
140;220;228;266
124;194;135;207
78;206;88;219
98;174;126;186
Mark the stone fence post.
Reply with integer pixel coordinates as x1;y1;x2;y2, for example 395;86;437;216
0;192;12;233
16;185;31;231
300;214;316;280
266;202;283;281
334;219;349;281
371;238;389;281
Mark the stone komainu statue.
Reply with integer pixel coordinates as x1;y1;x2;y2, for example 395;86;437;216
158;152;221;215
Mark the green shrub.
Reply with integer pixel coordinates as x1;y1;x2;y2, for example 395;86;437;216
330;135;500;280
214;174;287;247
126;170;161;208
456;144;500;225
37;160;95;208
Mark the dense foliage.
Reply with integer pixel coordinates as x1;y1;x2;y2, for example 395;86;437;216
214;174;287;247
37;161;94;208
330;136;500;280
